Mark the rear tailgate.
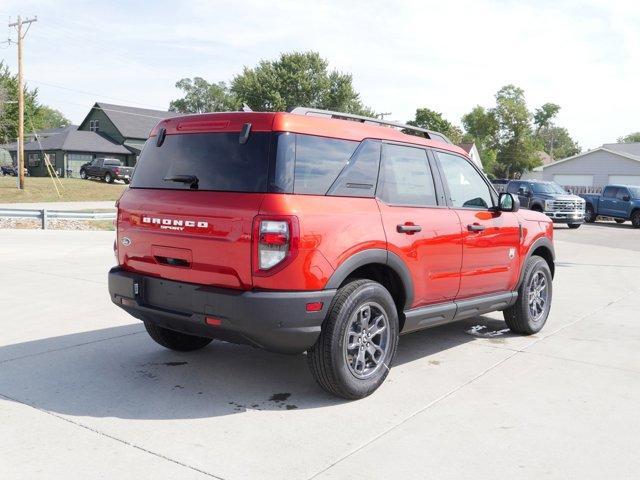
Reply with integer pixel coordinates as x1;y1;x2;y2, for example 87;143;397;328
117;115;276;290
117;189;262;289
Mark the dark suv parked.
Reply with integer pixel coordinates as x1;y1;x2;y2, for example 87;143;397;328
80;158;134;183
109;108;555;399
507;180;585;228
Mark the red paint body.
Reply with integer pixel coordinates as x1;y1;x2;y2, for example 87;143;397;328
117;112;553;311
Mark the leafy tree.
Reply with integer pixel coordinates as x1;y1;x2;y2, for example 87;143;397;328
33;106;70;130
169;77;238;113
0;62;69;143
230;51;373;115
533;102;560;134
536;126;580;160
617;132;640;143
406;108;463;143
462;105;499;172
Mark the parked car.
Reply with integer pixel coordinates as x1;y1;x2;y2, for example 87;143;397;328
108;108;555;399
581;185;640;228
1;165;17;176
80;158;134;183
507;180;585;229
490;178;510;192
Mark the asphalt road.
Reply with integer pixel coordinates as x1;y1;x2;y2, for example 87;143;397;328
1;223;639;479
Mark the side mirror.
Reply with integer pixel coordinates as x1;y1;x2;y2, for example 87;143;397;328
498;192;520;212
622;195;630;202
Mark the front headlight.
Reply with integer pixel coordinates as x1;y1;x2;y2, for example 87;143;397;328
544;200;554;211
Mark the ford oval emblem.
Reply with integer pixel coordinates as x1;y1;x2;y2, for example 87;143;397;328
121;237;131;247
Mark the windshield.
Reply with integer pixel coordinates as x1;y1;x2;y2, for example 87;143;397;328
531;182;567;194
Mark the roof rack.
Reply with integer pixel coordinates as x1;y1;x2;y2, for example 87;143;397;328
289;107;452;144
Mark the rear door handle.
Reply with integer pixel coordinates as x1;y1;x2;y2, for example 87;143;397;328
467;223;486;232
397;223;422;234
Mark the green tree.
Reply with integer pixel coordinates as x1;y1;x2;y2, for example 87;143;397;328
461;105;499;172
230;51;373;115
617;132;640;143
536;126;580;160
0;62;69;143
533;102;560;134
406;108;463;143
169;77;238;113
32;106;70;131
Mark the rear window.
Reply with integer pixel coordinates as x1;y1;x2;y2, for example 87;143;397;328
104;159;122;166
131;132;270;192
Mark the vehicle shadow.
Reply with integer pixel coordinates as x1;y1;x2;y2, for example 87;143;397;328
0;316;512;419
588;221;634;229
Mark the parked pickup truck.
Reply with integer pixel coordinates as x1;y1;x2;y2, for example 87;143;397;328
506;180;585;229
80;158;134;183
1;165;17;176
581;185;640;228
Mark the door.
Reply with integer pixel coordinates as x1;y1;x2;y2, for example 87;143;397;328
376;143;463;308
434;150;521;298
599;186;619;216
615;187;632;217
507;181;532;208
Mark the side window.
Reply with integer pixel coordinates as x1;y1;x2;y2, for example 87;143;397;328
436;151;494;209
377;144;437;207
603;187;617;198
506;182;520;194
616;188;629;200
293;135;358;195
327;140;381;197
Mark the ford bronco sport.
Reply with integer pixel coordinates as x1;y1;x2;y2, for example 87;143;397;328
109;108;555;399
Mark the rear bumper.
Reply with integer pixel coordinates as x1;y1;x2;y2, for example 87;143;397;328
108;267;335;354
545;210;585;224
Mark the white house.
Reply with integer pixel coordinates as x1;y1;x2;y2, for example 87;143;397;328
457;142;483;170
522;143;640;187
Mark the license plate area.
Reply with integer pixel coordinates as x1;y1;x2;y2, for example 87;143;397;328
144;278;194;312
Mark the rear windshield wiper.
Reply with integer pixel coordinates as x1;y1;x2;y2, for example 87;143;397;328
163;174;199;189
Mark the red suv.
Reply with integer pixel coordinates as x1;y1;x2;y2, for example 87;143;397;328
109;108;555;399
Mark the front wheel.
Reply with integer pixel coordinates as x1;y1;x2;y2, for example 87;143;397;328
307;279;399;399
567;223;581;229
632;210;640;229
80;170;87;179
585;204;596;223
503;256;552;335
144;321;213;351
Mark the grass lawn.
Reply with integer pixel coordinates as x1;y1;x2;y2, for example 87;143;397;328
0;176;126;203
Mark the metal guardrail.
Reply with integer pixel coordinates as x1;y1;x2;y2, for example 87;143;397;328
0;208;116;229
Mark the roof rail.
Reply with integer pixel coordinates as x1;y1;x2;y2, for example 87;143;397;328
289;107;452;144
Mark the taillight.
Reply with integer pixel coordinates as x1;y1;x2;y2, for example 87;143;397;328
114;167;120;174
252;216;299;276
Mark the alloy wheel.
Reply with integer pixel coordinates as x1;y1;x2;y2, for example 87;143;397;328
528;271;548;321
343;302;390;379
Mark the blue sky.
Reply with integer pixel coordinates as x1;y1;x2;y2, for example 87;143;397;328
1;0;639;150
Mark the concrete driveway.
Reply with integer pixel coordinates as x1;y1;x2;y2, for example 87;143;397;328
1;225;639;479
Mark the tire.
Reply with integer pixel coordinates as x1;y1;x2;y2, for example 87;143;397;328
567;223;581;229
80;170;87;179
307;279;399;400
615;219;626;224
143;321;213;351
124;179;130;184
531;205;543;213
632;210;640;229
585;204;596;223
503;256;552;335
104;172;113;183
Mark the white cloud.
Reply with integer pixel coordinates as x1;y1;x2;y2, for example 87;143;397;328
1;0;638;149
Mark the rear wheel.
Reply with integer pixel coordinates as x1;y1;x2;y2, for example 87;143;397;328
144;321;213;351
615;219;626;224
307;279;399;399
567;223;581;229
632;210;640;229
104;172;113;183
503;256;552;335
585;204;596;223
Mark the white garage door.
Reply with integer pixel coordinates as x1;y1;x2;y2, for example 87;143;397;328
553;174;593;186
608;175;640;186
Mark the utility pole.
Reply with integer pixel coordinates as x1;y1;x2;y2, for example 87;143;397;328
9;15;37;190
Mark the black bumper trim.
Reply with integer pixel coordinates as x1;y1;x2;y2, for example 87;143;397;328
108;267;336;354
